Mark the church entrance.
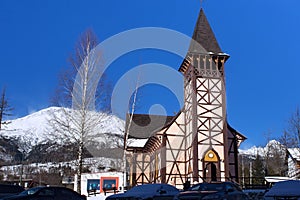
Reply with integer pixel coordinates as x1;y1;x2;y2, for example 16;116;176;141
204;162;217;181
203;149;220;182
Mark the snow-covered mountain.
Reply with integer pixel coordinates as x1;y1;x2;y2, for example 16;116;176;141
0;107;125;153
239;140;283;158
0;107;126;178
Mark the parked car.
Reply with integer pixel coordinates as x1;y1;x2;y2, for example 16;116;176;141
264;180;300;199
243;189;266;200
173;182;249;200
105;183;179;200
0;184;24;197
0;186;86;200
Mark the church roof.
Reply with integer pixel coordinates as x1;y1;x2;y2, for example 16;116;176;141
126;110;247;149
227;123;247;147
189;8;222;54
125;113;174;139
288;148;300;161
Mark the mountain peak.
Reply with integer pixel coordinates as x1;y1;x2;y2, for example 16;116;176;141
0;107;125;153
239;140;283;157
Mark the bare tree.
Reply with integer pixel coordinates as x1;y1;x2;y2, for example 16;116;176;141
0;87;13;131
286;107;300;148
122;75;140;191
279;130;298;176
49;29;110;193
263;130;273;176
280;130;298;148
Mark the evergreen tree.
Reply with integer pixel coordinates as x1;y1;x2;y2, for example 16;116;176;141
252;154;265;185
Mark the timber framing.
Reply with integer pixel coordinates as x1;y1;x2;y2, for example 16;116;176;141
125;8;247;188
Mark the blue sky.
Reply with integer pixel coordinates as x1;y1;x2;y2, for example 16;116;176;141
1;0;300;148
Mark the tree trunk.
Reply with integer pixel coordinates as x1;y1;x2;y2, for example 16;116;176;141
77;141;83;194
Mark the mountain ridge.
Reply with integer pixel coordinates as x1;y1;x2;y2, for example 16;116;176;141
0;107;125;164
239;140;282;157
0;107;290;163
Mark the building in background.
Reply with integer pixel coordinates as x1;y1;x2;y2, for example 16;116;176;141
288;148;300;179
74;172;123;196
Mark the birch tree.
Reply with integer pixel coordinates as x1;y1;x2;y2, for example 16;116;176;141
122;75;140;190
49;29;109;193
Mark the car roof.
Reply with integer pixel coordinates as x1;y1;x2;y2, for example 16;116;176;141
30;186;70;189
0;184;24;193
193;182;237;185
27;186;77;191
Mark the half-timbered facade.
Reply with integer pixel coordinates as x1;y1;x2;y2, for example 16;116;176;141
125;8;246;188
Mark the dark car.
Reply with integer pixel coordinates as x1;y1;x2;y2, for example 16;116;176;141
0;186;86;200
0;184;24;197
105;183;179;200
243;189;265;200
174;182;249;200
264;180;300;199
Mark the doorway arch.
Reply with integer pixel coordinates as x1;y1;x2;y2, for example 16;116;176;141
203;149;221;182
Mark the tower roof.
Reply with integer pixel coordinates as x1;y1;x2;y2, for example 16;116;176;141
189;8;222;54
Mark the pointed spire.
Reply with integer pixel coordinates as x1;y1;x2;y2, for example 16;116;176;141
189;8;222;54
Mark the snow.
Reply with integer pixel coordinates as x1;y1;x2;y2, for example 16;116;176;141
1;107;59;144
239;145;264;157
265;176;296;183
0;107;125;153
127;138;148;148
239;140;282;157
1;157;120;175
288;148;300;161
264;180;300;197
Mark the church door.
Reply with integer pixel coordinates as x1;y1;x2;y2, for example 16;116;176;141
203;149;220;182
204;162;217;181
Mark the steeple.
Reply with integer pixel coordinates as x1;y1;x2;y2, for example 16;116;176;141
189;8;222;54
179;8;225;73
181;7;232;183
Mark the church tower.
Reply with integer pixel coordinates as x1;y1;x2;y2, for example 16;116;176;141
179;8;230;182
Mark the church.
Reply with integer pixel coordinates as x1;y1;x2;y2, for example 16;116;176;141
125;8;246;188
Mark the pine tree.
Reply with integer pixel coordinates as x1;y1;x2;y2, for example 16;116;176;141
252;154;265;186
